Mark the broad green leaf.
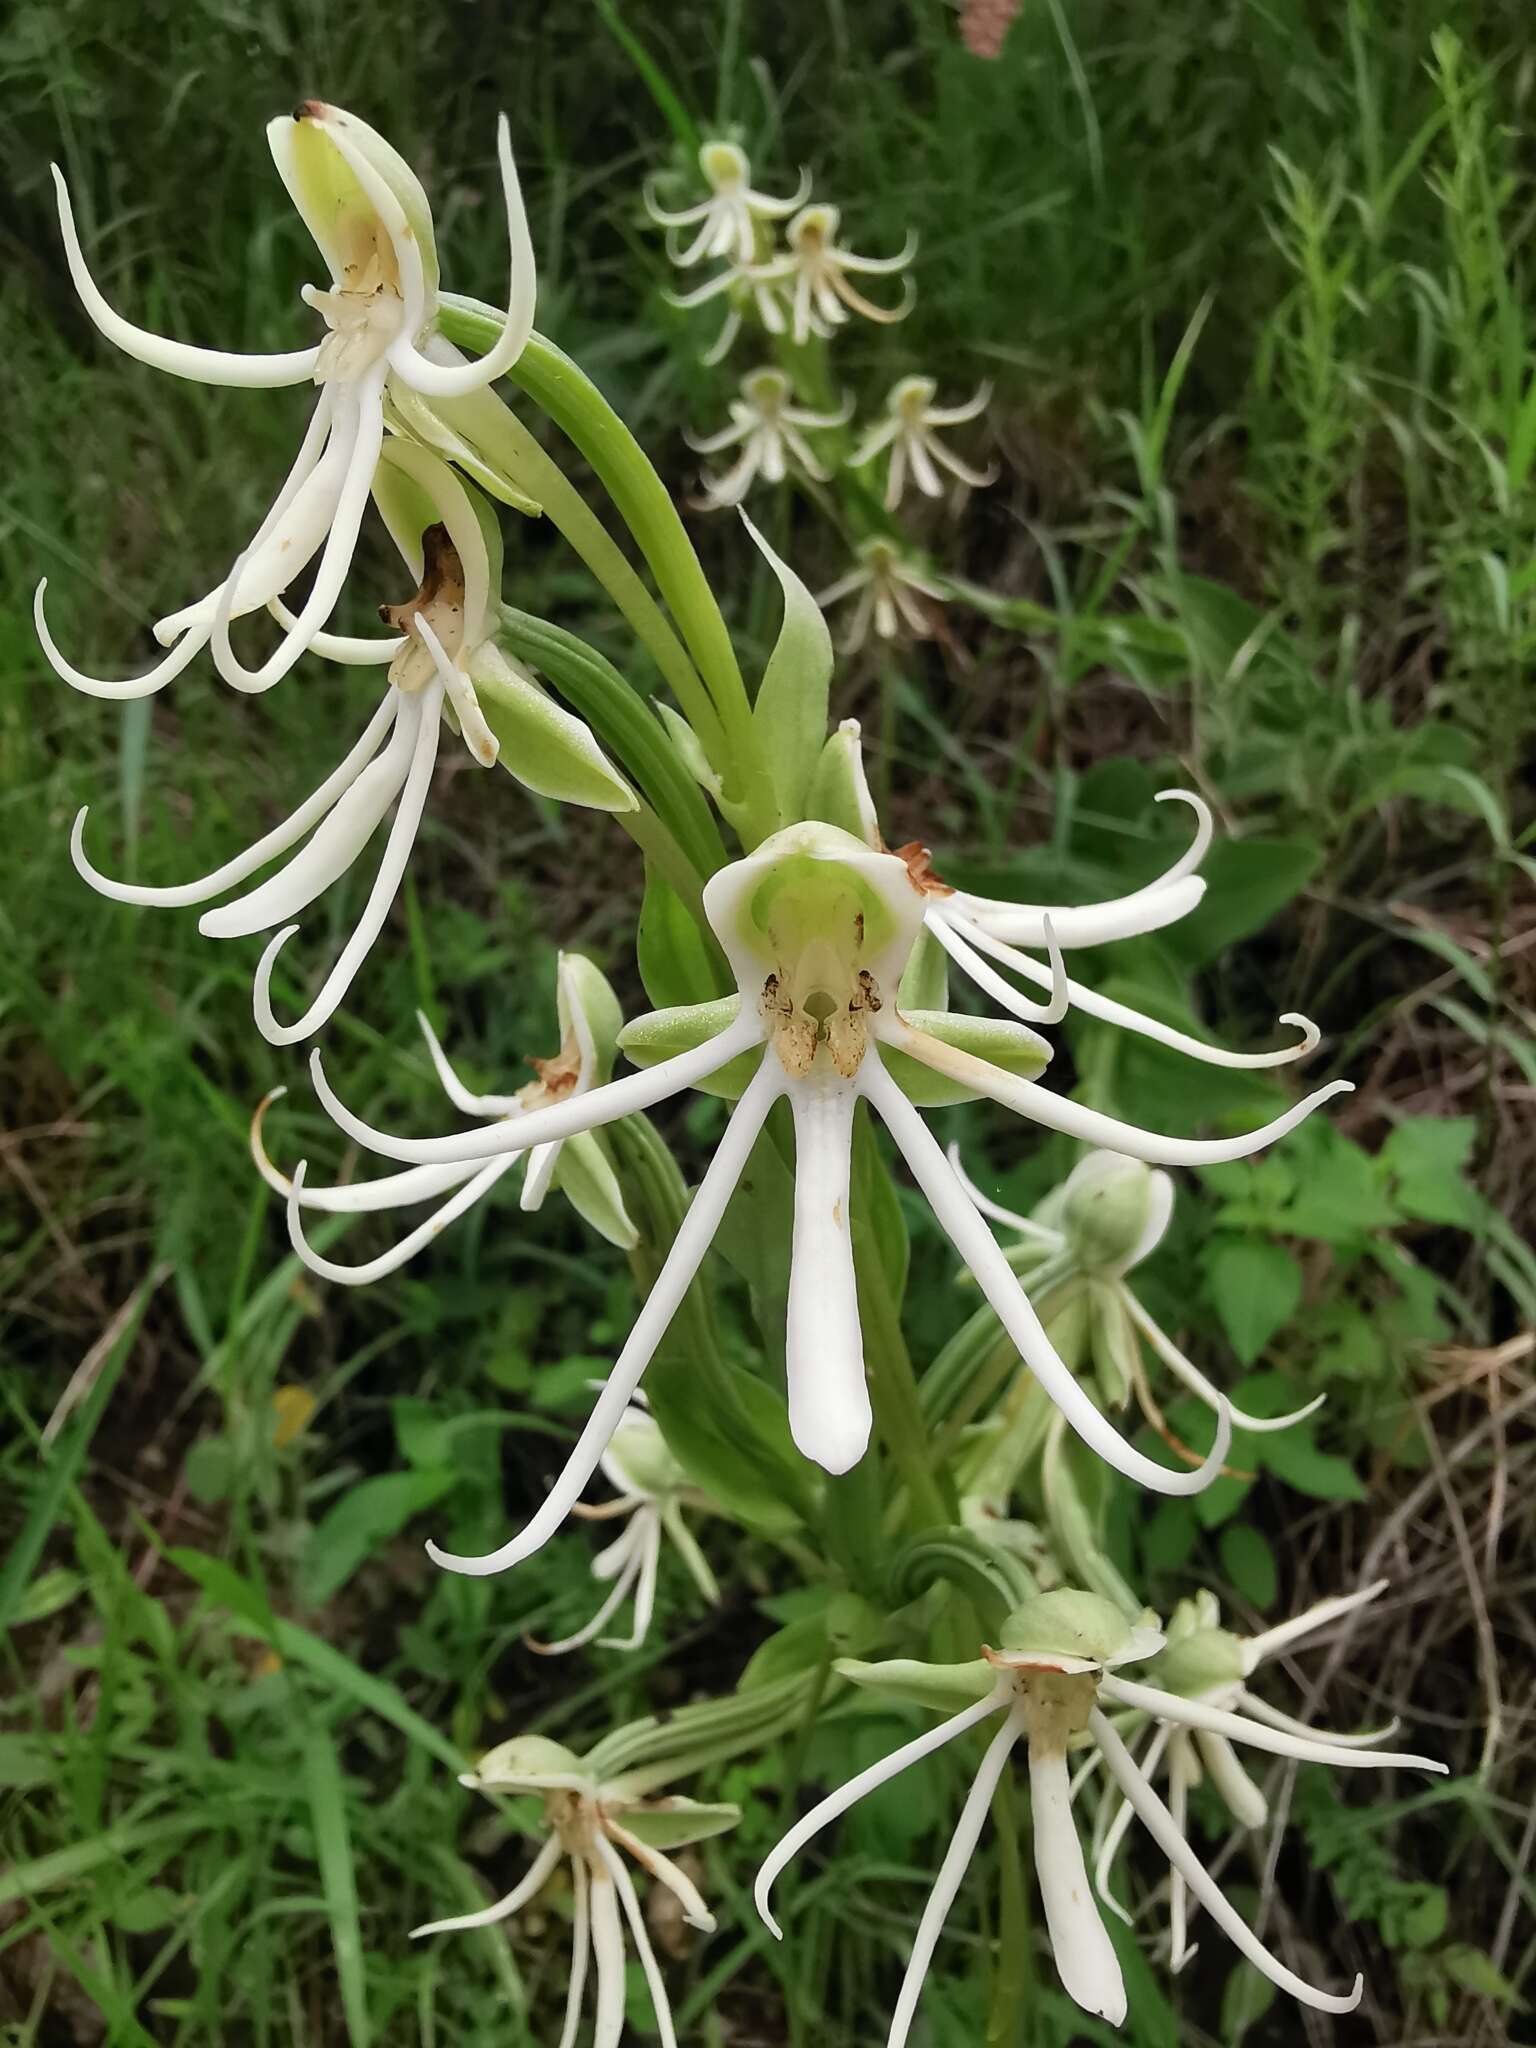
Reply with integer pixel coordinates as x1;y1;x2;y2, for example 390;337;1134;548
1218;1523;1277;1610
1165;838;1320;967
1203;1238;1302;1366
1259;1431;1365;1502
298;1470;458;1607
636;866;731;1010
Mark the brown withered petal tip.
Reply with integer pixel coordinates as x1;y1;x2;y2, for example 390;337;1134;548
292;100;326;123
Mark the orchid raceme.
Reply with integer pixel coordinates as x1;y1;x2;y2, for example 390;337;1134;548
851;375;996;509
40;102;535;700
949;1146;1326;1441
817;538;949;651
1089;1581;1409;1968
529;1400;719;1657
686;368;852;506
303;814;1367;1581
69;445;633;1044
757;1591;1444;2036
644;140;811;269
411;1735;738;2048
748;203;917;345
253;955;636;1281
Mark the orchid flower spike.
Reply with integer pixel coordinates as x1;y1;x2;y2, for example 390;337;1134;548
685;368;852;507
413;1734;738;2048
817;538;949;652
644;140;811;269
40;102;535;700
949;1146;1327;1444
759;1588;1442;2037
254;955;637;1281
71;449;633;1043
529;1400;720;1657
1086;1581;1436;1977
307;777;1349;1578
852;376;996;510
749;203;916;346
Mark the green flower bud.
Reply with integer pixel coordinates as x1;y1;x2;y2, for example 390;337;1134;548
1056;1151;1173;1274
1151;1626;1247;1699
470;1734;588;1790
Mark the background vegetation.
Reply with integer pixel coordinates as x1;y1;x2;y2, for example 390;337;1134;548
2;1;1532;2042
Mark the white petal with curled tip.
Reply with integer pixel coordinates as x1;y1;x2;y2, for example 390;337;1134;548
887;1705;1026;2048
286;1152;520;1285
71;694;398;910
1098;1677;1446;1775
197;700;411;938
784;1072;867;1473
1235;1689;1401;1748
385;119;537;397
1030;1739;1126;2023
754;1685;1011;1940
881;1014;1352;1167
1089;1708;1364;2013
860;1053;1232;1498
252;680;444;1044
51;165;318;387
34;579;211;702
426;1058;781;1577
1120;1292;1326;1434
308;1011;767;1167
408;1830;563;1939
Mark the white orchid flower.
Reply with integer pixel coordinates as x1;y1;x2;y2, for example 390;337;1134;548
949;1146;1326;1443
304;812;1357;1580
1088;1581;1406;1970
685;368;852;506
70;445;633;1043
757;1590;1443;2036
254;955;636;1281
851;376;996;509
530;1401;719;1656
38;102;534;700
665;260;814;367
749;203;916;346
412;1734;737;2048
644;140;810;269
816;538;949;651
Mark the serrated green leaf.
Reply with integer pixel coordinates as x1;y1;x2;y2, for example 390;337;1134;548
1203;1238;1303;1366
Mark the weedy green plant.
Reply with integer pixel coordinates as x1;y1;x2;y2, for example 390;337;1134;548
9;82;1482;2048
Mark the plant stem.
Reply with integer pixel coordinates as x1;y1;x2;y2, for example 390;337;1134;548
986;1767;1036;2048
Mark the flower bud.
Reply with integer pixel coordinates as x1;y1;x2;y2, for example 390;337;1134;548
1051;1151;1173;1274
469;1734;587;1789
1151;1624;1247;1699
991;1588;1161;1674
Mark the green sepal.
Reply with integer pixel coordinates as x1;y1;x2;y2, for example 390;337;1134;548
806;719;881;846
558;953;624;1081
896;925;950;1011
1152;1628;1247;1698
835;1657;996;1714
744;512;832;827
385;385;542;516
883;1011;1051;1108
619;997;761;1100
551;1131;638;1250
472;643;639;812
609;1795;741;1850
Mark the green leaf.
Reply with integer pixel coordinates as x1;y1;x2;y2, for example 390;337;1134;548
0;1734;56;1789
744;512;832;828
473;651;638;812
1203;1238;1303;1365
1378;1117;1482;1226
298;1470;457;1607
1259;1430;1365;1502
113;1887;181;1935
1218;1523;1278;1610
1220;1961;1278;2044
302;1726;370;2046
637;867;731;1010
183;1436;236;1506
1165;838;1320;967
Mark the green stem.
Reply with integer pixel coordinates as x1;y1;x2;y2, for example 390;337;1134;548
435;383;729;764
440;308;780;841
986;1768;1037;2048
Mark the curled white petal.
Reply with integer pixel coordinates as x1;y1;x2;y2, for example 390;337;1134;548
426;1058;781;1577
1121;1293;1326;1434
309;1013;766;1167
862;1052;1232;1498
887;1704;1026;2048
1235;1689;1401;1749
36;578;209;701
1099;1677;1445;1775
51;164;318;387
286;1152;520;1285
944;1145;1065;1246
408;1830;563;1939
754;1685;1010;1941
1089;1708;1363;2014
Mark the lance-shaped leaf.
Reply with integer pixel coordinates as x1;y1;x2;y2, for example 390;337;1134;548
744;512;832;827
